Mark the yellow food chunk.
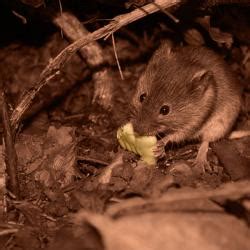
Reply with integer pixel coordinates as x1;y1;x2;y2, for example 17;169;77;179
117;123;157;165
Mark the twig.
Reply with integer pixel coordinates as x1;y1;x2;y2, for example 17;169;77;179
11;73;58;134
112;33;124;80
2;93;20;200
58;0;64;38
153;2;179;23
0;229;19;236
11;11;27;24
63;113;85;121
77;156;109;166
58;0;63;15
10;0;182;132
54;12;107;67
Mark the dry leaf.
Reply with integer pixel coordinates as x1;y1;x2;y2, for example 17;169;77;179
197;16;233;48
73;210;250;250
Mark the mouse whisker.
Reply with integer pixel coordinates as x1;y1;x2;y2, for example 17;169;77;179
128;105;138;118
156;132;165;140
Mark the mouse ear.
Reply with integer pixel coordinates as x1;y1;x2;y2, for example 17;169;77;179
159;40;174;58
191;69;214;93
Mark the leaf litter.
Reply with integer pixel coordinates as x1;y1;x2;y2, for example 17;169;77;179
0;1;250;250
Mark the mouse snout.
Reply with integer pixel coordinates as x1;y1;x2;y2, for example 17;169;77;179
130;118;154;136
131;121;145;136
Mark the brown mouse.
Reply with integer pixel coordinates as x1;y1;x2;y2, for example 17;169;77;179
129;43;242;171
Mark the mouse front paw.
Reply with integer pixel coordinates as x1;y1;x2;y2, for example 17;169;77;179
153;140;166;158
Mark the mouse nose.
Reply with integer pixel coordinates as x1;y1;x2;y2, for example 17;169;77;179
132;123;142;135
130;119;149;136
130;119;141;134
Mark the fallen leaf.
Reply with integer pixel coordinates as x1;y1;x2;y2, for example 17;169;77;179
197;16;233;48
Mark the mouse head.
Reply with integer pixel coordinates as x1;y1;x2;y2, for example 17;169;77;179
130;46;216;139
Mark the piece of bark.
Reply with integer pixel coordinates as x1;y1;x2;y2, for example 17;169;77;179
54;12;114;109
2;93;20;199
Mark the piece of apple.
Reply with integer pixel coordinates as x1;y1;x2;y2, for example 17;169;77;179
117;123;157;165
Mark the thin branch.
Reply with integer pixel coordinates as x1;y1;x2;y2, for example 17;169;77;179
11;10;27;24
0;229;19;236
153;2;179;23
77;156;109;166
58;0;63;15
53;12;106;66
10;0;182;132
112;33;124;80
58;0;64;38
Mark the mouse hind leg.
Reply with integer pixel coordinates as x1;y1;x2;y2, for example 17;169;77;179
193;121;225;172
193;112;236;172
193;141;211;172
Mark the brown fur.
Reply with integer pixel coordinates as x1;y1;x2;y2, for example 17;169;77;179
130;44;242;146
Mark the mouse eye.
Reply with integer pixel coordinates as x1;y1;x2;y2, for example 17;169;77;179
160;105;170;115
139;93;147;102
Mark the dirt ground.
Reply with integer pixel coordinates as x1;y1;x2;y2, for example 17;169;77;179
0;1;249;250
